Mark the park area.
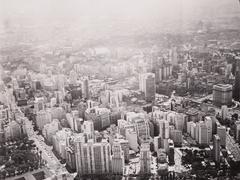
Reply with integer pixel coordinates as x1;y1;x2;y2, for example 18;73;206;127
0;136;43;179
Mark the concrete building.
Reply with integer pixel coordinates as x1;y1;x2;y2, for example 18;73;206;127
140;142;151;174
0;104;9;122
117;119;134;137
154;136;161;152
168;140;175;165
186;108;199;122
170;129;182;146
213;84;232;106
213;135;221;163
95;107;111;129
158;120;169;139
126;129;139;152
205;116;213;143
235;121;240;143
198;121;208;145
111;142;124;174
217;126;226;147
114;138;130;162
66;110;82;132
75;140;111;175
52;128;73;159
139;73;156;102
175;113;186;132
157;149;168;176
127;112;150;139
190;122;196;139
221;105;228;120
4;120;23;141
36;109;52;130
82;121;95;141
159;65;172;81
51;107;65;121
85;107;110;130
42;119;61;144
82;78;89;100
34;97;45;113
233;58;240;101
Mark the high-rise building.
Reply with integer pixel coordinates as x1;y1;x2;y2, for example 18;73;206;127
0;104;9;122
75;140;111;175
66;134;85;172
170;47;178;65
54;90;64;105
159;65;172;81
233;57;240;101
125;129;139;152
117;119;132;136
170;129;182;146
158;120;169;139
221;105;228;120
52;128;73;159
114;139;130;162
175;113;185;132
95;107;111;130
85;107;111;130
213;84;232;106
82;121;95;141
186;108;199;122
42;119;61;144
4;120;23;141
69;70;78;85
111;142;124;174
190;122;196;139
168;140;175;165
134;118;150;140
140;142;151;174
213;135;221;163
235;121;240;143
157;149;168;176
198;121;208;145
139;73;156;102
205;116;213;143
154;136;161;152
127;112;150;139
34;97;45;113
36;109;52;130
0;124;4;143
217;126;226;147
82;78;89;100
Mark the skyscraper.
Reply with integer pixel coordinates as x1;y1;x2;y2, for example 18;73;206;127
205;116;213;143
82;121;95;141
217;126;226;147
75;140;111;175
139;73;156;102
233;57;240;101
82;78;89;100
111;142;124;175
213;135;221;163
158;120;170;139
235;121;240;143
198;121;208;145
36;109;52;131
140;142;151;174
154;136;161;152
168;140;175;165
170;129;183;146
213;84;232;106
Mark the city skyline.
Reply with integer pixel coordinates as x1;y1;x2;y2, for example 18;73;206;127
0;0;240;180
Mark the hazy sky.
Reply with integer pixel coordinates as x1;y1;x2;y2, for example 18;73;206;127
1;0;239;21
0;0;239;40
